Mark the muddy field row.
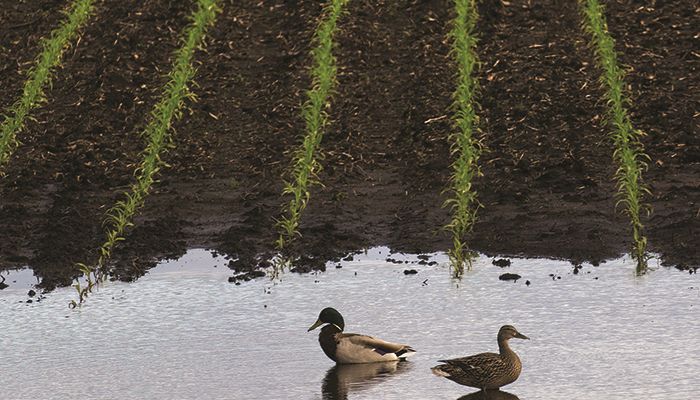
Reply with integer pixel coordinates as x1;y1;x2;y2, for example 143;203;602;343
0;0;698;289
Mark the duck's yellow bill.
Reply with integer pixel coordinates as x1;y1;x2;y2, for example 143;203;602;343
307;319;323;332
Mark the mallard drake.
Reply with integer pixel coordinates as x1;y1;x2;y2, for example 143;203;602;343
432;325;529;390
308;307;416;364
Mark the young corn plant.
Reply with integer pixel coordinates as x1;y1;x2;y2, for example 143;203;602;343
276;0;348;250
0;0;95;171
445;0;482;278
70;0;220;307
580;0;650;274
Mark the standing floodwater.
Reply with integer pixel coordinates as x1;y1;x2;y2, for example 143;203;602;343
1;248;698;399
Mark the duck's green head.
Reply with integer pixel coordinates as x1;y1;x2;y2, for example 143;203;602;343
307;307;345;332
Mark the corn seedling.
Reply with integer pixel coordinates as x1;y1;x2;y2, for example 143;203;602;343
444;0;482;278
276;0;348;250
71;0;220;306
0;0;95;172
580;0;650;274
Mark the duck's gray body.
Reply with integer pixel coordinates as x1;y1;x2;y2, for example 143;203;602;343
310;308;416;364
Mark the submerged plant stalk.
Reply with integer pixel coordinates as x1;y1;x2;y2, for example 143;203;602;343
0;0;95;171
580;0;650;274
71;0;220;306
276;0;348;249
445;0;482;278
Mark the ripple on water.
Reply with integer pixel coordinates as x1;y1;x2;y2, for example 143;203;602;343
1;248;698;400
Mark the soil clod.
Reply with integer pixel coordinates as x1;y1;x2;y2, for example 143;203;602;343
499;273;521;282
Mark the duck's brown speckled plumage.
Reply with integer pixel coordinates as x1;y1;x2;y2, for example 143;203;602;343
432;325;528;390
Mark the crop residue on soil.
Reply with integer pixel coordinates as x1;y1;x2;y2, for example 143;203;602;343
0;0;698;287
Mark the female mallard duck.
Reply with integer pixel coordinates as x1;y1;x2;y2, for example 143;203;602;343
432;325;529;390
308;307;416;364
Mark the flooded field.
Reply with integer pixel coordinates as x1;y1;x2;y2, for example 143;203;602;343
2;248;698;399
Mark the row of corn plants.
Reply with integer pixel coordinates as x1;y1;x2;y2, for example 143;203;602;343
445;0;483;278
579;0;650;274
71;0;220;307
0;0;95;172
275;0;349;250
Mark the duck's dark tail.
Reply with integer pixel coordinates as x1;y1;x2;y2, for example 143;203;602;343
396;346;416;360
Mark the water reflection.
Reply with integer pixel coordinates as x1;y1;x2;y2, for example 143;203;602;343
457;390;520;400
2;250;697;399
321;361;411;399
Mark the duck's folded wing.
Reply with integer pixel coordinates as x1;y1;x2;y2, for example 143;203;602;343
438;353;503;378
342;333;415;356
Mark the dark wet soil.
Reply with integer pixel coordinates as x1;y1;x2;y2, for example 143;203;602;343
1;0;698;289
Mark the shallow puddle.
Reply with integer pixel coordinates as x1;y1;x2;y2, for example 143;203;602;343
2;248;698;399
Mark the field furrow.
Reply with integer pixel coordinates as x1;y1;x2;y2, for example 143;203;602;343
100;2;318;275
0;1;67;111
0;0;95;169
0;0;199;289
276;0;349;250
73;0;220;304
286;0;455;265
471;0;625;263
580;0;651;271
604;0;700;267
0;0;697;286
